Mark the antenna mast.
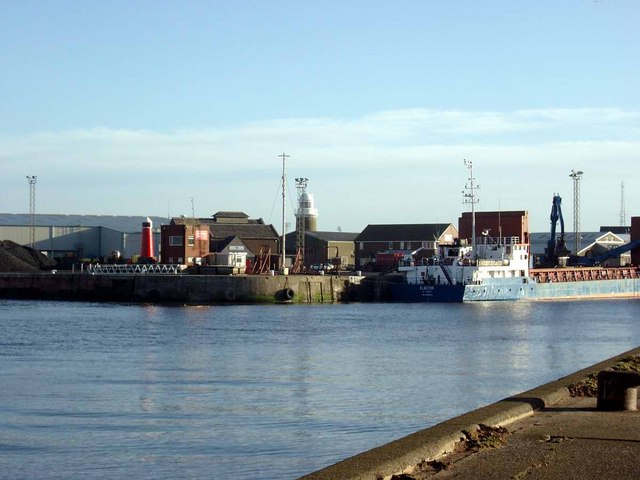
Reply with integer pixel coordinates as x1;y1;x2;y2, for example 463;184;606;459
463;159;479;257
26;175;37;249
278;152;290;272
619;180;626;227
569;169;584;254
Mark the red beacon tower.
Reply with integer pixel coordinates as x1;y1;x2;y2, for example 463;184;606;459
140;217;155;260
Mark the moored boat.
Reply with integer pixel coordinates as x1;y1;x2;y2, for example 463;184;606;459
388;235;640;302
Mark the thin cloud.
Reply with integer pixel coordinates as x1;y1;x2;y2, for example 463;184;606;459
0;107;638;232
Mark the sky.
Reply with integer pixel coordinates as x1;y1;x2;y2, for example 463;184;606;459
1;0;638;234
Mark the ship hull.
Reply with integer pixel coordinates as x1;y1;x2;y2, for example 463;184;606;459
388;277;640;303
388;283;465;302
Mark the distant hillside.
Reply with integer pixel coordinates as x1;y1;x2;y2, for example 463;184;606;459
0;241;57;272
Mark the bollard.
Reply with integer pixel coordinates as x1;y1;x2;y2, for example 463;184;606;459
596;369;640;411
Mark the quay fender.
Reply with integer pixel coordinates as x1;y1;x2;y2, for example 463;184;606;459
275;287;295;302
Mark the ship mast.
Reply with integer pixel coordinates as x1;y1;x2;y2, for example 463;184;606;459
463;159;480;258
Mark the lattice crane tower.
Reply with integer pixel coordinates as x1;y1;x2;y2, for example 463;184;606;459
26;175;37;249
569;169;583;254
619;180;626;227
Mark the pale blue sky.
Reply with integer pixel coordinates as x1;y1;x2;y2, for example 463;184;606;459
1;1;638;233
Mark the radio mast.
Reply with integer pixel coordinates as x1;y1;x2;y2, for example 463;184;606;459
26;175;37;249
463;159;479;257
619;180;626;227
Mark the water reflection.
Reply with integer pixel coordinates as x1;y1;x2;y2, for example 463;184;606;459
1;299;639;479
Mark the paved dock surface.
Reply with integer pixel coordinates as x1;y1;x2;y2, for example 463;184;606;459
408;395;640;480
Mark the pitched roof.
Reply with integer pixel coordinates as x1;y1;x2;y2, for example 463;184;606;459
307;231;359;242
212;235;248;252
600;226;631;234
530;231;627;255
355;223;454;242
171;217;209;226
208;223;279;240
212;211;249;220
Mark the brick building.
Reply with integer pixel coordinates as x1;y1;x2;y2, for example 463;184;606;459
161;212;280;268
458;211;529;244
160;220;210;265
632;217;640;266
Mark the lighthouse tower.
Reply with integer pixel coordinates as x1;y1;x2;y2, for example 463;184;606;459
298;191;318;232
295;179;318;234
140;217;155;260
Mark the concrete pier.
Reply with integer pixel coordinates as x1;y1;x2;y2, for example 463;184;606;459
0;272;363;304
299;346;640;480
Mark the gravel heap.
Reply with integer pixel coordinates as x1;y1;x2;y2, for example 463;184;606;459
0;240;57;272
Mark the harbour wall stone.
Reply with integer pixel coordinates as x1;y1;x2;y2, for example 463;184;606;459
0;272;364;304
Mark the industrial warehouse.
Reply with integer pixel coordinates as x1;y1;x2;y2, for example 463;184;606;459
1;173;640;304
1;200;638;273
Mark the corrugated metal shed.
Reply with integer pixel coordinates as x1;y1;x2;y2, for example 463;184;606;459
0;213;170;233
530;231;629;256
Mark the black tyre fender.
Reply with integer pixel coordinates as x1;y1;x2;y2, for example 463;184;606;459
276;288;295;301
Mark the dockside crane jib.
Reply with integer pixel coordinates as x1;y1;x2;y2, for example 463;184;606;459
545;194;569;266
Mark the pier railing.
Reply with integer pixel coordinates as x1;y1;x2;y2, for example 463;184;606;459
86;264;183;275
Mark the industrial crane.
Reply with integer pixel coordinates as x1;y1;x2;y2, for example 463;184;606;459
544;193;639;267
544;194;570;266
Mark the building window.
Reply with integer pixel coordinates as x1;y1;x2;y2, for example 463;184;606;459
359;242;364;250
169;236;183;246
388;242;393;249
187;235;195;247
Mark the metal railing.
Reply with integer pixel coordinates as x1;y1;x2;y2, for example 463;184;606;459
86;264;183;275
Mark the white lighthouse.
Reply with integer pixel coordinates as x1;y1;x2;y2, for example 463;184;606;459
297;191;318;232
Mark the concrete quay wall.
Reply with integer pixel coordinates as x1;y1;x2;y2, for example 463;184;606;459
0;272;362;304
299;346;640;480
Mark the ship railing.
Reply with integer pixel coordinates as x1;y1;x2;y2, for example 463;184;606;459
477;259;510;267
87;264;183;275
475;236;521;246
400;257;483;268
531;266;639;283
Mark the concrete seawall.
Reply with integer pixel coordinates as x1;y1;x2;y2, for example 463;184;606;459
0;272;363;304
299;346;640;480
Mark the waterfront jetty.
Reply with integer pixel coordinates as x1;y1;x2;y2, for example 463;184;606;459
0;271;363;304
299;346;640;480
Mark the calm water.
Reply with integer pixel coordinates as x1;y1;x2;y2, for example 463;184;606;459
1;299;639;479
